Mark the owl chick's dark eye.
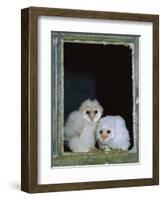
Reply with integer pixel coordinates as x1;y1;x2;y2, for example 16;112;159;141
107;130;111;134
86;110;90;115
94;110;98;114
100;130;103;134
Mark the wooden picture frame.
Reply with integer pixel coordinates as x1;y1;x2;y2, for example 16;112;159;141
21;7;159;193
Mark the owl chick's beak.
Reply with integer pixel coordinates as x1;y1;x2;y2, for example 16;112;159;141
101;132;109;140
90;116;94;121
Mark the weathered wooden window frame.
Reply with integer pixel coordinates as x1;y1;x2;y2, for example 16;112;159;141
51;31;139;166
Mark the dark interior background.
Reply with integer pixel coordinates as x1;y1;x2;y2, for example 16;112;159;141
64;42;133;149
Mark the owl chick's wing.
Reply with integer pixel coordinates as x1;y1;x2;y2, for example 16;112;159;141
64;111;84;139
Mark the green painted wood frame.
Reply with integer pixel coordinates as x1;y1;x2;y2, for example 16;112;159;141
21;7;159;193
51;31;139;166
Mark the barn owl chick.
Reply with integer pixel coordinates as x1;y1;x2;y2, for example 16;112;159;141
64;99;103;153
96;116;130;151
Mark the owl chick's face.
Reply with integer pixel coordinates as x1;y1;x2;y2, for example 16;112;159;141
79;99;103;123
96;117;116;143
83;108;102;123
97;127;115;143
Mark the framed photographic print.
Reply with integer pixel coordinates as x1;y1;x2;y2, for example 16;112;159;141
21;7;159;193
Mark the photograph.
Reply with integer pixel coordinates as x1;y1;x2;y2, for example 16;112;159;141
21;7;159;193
51;31;139;166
